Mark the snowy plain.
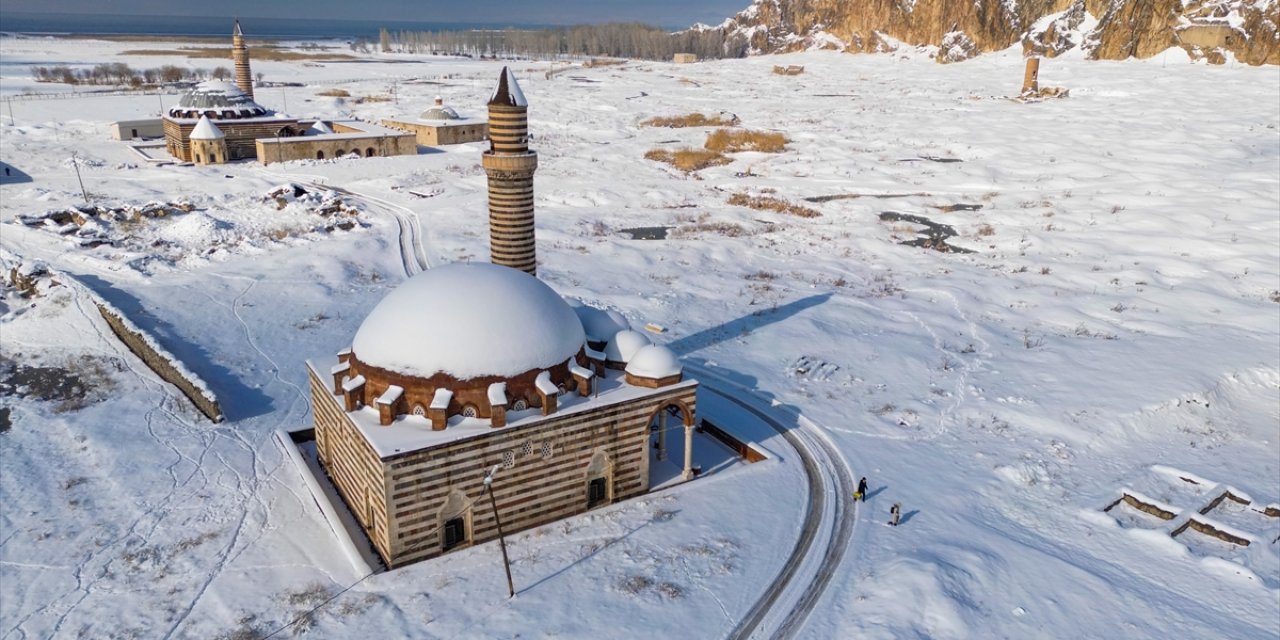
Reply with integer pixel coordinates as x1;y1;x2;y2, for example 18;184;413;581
1;31;1278;639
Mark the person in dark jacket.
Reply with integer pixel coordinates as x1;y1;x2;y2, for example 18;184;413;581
889;502;901;526
855;477;868;502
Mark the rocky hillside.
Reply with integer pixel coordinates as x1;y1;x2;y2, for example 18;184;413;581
716;0;1279;65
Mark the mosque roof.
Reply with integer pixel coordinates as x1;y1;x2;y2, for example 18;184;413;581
168;80;269;119
351;262;586;380
605;329;651;364
625;345;683;379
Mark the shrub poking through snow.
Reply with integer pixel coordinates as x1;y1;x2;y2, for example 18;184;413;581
727;192;820;218
644;148;731;172
640;112;738;128
704;129;788;153
316;88;350;97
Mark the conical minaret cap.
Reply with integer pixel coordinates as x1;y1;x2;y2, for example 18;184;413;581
488;67;527;107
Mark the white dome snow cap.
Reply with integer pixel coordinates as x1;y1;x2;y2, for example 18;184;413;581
352;262;585;380
190;115;225;140
605;329;650;363
625;345;683;379
573;303;631;342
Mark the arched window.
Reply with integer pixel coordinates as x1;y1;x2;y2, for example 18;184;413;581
412;404;426;417
461;404;479;418
335;149;345;157
316;150;325;160
512;398;528;411
437;489;472;552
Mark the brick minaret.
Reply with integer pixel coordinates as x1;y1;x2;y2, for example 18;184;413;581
233;19;254;99
482;67;539;276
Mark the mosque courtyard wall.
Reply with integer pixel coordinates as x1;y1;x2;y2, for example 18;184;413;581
255;129;416;164
380;118;488;146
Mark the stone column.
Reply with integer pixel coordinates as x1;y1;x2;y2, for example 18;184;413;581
1022;58;1040;95
681;424;694;481
657;410;667;461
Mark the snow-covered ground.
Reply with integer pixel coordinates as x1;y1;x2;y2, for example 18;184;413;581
1;32;1278;639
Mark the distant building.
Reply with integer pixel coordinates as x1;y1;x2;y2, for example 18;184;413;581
309;69;699;570
162;79;297;162
161;20;412;164
255;120;415;164
109;119;164;141
673;53;698;64
382;96;488;146
189;115;229;165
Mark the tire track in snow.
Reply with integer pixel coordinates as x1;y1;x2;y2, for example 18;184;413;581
690;368;859;640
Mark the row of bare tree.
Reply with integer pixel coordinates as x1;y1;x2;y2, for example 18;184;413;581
31;63;233;87
376;23;749;61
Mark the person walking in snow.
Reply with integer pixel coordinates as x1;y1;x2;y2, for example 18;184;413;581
855;477;868;502
889;502;901;527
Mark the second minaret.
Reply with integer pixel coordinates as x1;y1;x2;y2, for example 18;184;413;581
232;19;254;99
482;67;539;276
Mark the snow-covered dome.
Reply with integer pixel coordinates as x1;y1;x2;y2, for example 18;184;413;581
605;329;650;364
625;345;682;380
573;304;631;343
420;96;460;121
168;80;270;119
190;115;225;140
352;262;586;380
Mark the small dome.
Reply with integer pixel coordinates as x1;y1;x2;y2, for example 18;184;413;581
352;262;585;380
168;80;269;119
190;115;225;140
420;106;460;121
573;304;631;343
625;345;682;380
605;329;650;364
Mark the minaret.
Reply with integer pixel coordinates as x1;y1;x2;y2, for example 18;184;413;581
232;19;254;99
482;67;539;276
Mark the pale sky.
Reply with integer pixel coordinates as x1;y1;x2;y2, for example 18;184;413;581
2;0;749;27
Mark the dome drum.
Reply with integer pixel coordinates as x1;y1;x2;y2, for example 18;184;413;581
342;351;587;428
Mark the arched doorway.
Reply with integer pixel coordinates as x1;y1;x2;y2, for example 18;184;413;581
437;489;472;552
365;147;375;157
645;399;696;481
584;449;613;509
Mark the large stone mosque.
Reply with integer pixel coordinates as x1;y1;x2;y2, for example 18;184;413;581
307;69;700;569
161;20;416;165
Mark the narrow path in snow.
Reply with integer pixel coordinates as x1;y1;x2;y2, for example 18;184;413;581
693;368;859;640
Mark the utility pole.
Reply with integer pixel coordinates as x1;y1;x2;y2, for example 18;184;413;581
5;98;13;126
71;151;90;203
483;464;515;598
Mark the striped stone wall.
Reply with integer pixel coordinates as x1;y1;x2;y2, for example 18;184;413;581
310;368;392;561
164;117;298;162
383;383;695;568
312;361;696;569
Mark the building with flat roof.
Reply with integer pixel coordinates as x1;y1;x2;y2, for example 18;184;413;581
382;96;488;146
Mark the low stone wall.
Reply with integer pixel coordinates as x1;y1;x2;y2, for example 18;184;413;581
699;418;766;463
94;300;224;423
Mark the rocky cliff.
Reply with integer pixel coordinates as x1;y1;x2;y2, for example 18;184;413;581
717;0;1279;65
